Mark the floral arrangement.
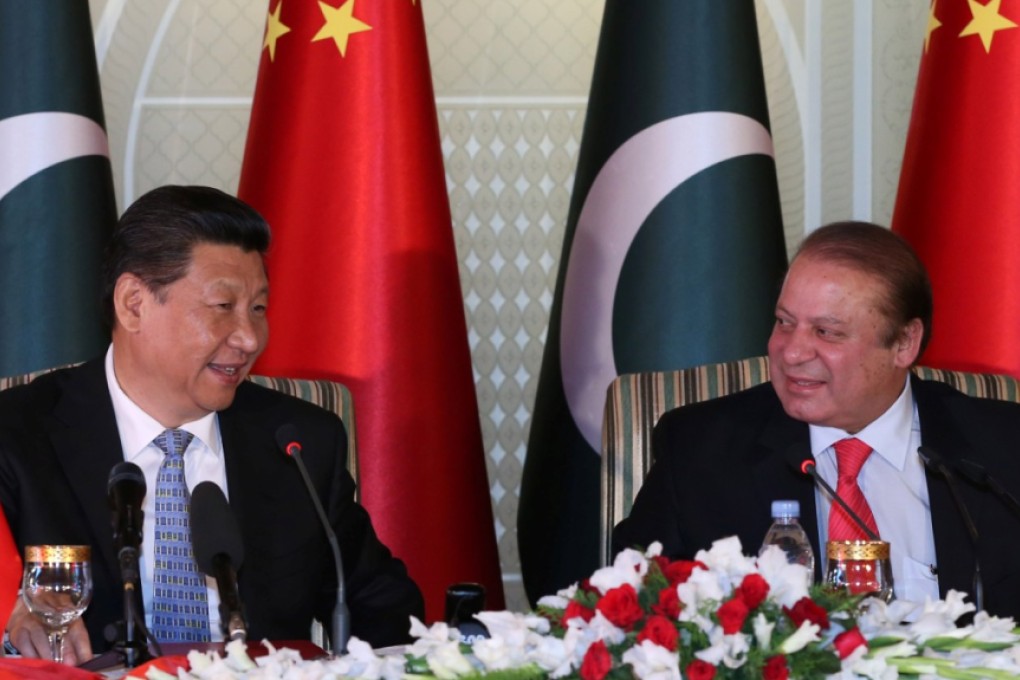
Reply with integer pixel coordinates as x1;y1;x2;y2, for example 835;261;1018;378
140;537;1020;680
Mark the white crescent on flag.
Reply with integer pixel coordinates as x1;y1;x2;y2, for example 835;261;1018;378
560;111;776;452
0;112;110;203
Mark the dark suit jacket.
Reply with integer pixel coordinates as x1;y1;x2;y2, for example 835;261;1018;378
612;375;1020;618
0;359;424;650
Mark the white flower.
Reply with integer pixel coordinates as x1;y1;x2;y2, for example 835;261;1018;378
693;536;755;589
425;642;476;679
406;617;458;656
908;591;977;643
753;612;775;649
694;627;749;668
855;597;918;639
969;611;1020;644
590;546;648;593
645;542;664;558
538;583;577;609
526;634;574;678
621;639;682;680
328;638;406;680
844;653;897;680
754;546;810;608
778;620;820;654
677;566;726;615
475;610;550;642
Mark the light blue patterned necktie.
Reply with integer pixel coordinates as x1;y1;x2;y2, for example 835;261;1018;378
151;429;210;642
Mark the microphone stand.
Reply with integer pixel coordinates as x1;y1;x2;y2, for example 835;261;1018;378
956;459;1020;519
290;446;350;654
116;547;157;667
919;446;984;612
800;460;881;541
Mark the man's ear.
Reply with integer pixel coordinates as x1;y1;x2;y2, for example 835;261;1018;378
112;274;146;333
894;318;924;368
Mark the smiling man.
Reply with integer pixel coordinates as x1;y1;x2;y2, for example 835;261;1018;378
0;186;423;664
613;221;1020;618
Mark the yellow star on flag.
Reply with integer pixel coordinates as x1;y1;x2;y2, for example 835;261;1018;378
312;0;372;57
263;1;291;62
960;0;1017;53
925;0;942;53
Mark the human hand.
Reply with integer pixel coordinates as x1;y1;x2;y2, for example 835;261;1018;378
6;599;92;665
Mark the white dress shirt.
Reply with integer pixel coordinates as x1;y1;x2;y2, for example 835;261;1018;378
105;346;228;640
809;377;940;603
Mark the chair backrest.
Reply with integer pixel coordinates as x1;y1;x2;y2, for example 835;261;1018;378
0;368;358;485
599;356;1020;565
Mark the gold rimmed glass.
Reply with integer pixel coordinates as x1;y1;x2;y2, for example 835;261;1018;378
825;540;894;602
21;545;93;663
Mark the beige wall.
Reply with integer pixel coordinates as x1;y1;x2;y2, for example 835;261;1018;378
87;0;927;611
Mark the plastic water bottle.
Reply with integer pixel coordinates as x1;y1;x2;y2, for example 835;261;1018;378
760;500;815;582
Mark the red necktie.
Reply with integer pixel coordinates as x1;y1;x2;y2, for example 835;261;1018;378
829;438;880;541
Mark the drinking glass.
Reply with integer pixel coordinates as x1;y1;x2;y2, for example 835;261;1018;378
21;545;93;663
825;540;893;602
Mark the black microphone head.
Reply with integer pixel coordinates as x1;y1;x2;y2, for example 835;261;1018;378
191;481;244;573
800;459;816;475
274;423;301;456
108;461;146;504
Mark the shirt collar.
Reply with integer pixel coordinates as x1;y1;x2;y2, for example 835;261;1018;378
105;345;221;461
809;376;915;471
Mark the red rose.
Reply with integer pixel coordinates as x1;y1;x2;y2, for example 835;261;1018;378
716;597;749;634
579;578;599;595
651;584;682;619
596;584;644;630
663;559;704;585
636;614;679;651
833;627;868;659
762;655;789;680
685;659;717;680
783;597;830;630
737;573;769;610
562;600;595;626
580;640;613;680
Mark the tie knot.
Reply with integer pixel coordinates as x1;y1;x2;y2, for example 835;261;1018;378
834;438;872;479
154;429;195;458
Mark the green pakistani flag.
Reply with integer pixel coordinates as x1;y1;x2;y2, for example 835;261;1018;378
519;0;788;602
0;0;116;376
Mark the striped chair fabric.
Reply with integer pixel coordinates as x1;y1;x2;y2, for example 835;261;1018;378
0;368;357;483
599;356;1020;565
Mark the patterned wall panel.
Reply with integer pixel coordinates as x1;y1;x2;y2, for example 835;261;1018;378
442;106;583;610
88;0;927;613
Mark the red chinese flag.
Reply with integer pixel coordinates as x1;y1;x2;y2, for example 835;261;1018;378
238;0;504;619
893;0;1020;377
0;508;19;632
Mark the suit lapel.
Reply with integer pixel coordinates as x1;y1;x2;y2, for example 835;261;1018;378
48;359;124;586
912;376;983;598
751;399;822;580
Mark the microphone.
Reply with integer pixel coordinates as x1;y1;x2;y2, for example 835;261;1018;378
107;462;154;667
275;424;350;654
954;459;1020;519
796;458;880;542
918;445;983;611
108;462;146;583
191;481;248;642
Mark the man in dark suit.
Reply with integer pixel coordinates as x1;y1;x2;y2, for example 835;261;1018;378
0;186;423;664
613;221;1020;618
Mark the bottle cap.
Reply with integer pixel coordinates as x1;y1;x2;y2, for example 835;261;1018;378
771;500;800;518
